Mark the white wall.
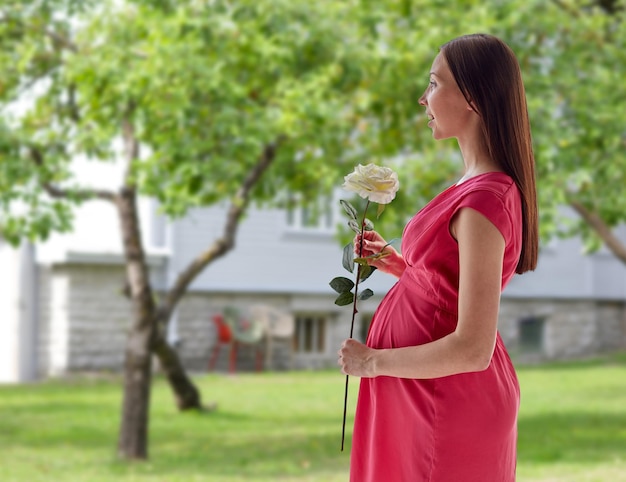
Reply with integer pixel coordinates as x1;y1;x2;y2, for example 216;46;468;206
505;230;626;301
170;203;626;304
36;157;160;264
0;241;37;382
168;205;398;296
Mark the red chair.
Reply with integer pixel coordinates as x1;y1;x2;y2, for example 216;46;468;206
207;312;264;373
207;313;236;373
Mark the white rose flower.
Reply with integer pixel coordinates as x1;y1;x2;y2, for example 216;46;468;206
342;163;400;205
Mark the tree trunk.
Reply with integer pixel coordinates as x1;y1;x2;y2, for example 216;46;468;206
147;139;284;411
116;187;158;460
117;137;285;441
118;328;154;459
153;334;202;410
570;200;626;264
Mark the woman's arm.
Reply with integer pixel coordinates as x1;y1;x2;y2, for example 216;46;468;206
339;207;504;379
356;230;406;279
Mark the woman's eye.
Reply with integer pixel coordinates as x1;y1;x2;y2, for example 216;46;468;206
429;81;436;87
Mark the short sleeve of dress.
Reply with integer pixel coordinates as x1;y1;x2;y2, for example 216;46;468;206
452;189;513;243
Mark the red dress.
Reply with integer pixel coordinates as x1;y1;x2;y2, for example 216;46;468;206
350;172;522;482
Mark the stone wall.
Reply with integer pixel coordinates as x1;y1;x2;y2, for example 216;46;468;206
38;264;130;376
174;292;296;372
36;264;626;377
499;298;626;362
37;264;312;374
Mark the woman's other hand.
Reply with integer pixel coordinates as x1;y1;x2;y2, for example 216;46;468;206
354;230;406;278
338;338;377;378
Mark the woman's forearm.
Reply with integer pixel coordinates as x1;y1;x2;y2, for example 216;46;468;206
373;332;494;379
342;330;495;380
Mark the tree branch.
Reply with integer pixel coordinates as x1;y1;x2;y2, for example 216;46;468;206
67;83;81;122
157;136;286;323
42;182;118;202
121;102;139;188
43;27;79;53
569;200;626;264
29;145;117;202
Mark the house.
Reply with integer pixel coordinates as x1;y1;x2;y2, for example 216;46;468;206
1;192;625;383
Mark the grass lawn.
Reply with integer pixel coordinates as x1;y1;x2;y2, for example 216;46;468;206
0;353;625;482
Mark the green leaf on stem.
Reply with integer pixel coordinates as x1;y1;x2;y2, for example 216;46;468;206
353;256;370;266
354;250;390;265
359;264;377;282
335;291;355;306
377;203;386;218
358;288;374;301
348;219;360;233
342;242;354;273
329;276;355;294
340;200;358;221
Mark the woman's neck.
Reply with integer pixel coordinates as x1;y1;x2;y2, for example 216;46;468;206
457;137;502;183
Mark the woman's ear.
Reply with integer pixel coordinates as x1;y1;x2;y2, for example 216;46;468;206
467;100;480;115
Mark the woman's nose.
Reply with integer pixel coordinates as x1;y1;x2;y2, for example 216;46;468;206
418;91;427;106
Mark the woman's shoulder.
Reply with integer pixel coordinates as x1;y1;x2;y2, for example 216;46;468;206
455;171;515;195
417;172;517;220
451;172;521;239
453;171;520;208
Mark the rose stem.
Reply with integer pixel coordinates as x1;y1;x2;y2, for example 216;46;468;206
341;200;370;451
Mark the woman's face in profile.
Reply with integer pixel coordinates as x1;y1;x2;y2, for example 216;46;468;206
418;53;473;141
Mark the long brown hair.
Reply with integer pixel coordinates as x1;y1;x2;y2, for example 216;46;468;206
441;33;538;273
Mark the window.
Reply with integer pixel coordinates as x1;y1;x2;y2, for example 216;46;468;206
518;316;545;354
286;194;338;233
293;315;327;353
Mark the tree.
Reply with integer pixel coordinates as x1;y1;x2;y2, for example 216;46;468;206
497;0;626;259
0;0;440;459
354;0;626;264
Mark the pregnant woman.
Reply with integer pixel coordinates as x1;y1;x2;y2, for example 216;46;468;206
338;33;539;482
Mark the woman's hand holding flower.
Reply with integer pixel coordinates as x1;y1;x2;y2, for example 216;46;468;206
338;338;378;378
355;230;406;278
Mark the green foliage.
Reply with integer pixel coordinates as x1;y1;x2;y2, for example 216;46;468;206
331;196;384;306
329;276;355;295
358;264;376;282
0;0;433;242
339;200;358;222
358;0;626;255
333;291;355;307
1;0;625;255
486;0;626;250
341;242;354;273
357;288;374;301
